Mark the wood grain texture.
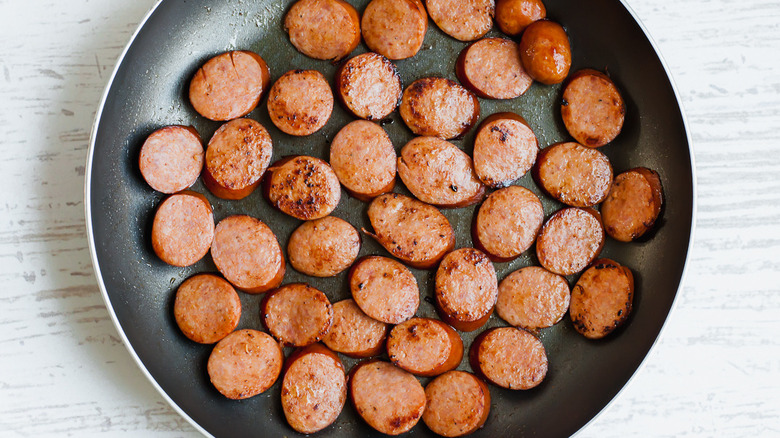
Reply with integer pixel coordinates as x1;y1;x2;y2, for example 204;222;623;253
0;0;778;437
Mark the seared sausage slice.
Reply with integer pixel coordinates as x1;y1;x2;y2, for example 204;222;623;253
387;317;463;376
264;155;341;220
362;0;428;60
426;0;494;42
281;344;347;434
349;360;426;435
456;38;532;99
519;20;571;85
349;256;420;324
469;327;547;390
398;136;485;208
435;248;498;332
335;53;402;120
536;207;605;276
366;193;455;269
570;259;634;339
473;186;544;262
207;329;283;400
329;120;396;201
472;112;539;188
601;167;664;242
174;274;241;344
562;69;626;148
532;141;613;207
400;77;480;140
423;371;491;437
284;0;360;61
496;266;570;331
322;299;389;358
211;215;285;294
189;51;270;121
495;0;546;36
202;118;273;200
151;191;214;267
261;283;333;347
288;216;360;277
139;125;203;194
267;69;334;136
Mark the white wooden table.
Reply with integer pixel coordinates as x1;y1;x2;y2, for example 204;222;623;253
1;0;779;436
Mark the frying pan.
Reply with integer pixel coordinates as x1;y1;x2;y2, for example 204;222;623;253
85;0;695;436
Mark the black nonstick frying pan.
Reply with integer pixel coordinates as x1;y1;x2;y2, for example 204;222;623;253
86;0;695;436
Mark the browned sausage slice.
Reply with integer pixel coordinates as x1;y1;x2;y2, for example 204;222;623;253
349;256;420;324
211;215;285;293
435;248;498;332
287;216;361;277
472;112;539;188
189;51;270;121
519;20;571;85
174;274;241;344
366;193;455;269
495;0;546;36
469;327;547;390
473;186;544;262
426;0;494;42
267;69;334;136
386;317;463;376
532;141;613;207
335;53;402;120
281;344;347;434
601;167;664;242
207;329;283;400
456;38;533;99
329;120;396;201
349;360;426;435
202;118;273;200
422;371;491;437
321;299;389;358
562;69;626;148
496;266;570;331
398;136;485;208
362;0;428;60
264;155;341;220
399;77;480;140
139;125;203;194
151;191;214;267
570;259;634;339
284;0;360;61
536;207;605;276
261;283;333;347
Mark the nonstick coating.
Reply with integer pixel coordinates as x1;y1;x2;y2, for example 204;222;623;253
87;0;694;436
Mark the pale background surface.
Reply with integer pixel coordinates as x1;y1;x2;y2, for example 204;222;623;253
1;0;778;436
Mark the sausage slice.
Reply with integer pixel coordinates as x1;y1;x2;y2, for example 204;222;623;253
366;193;455;269
387;317;463;376
561;69;626;148
189;51;270;121
349;256;420;324
456;38;533;99
469;327;547;390
362;0;428;60
322;299;389;358
264;155;341;220
400;77;480;140
519;20;571;85
202;118;273;200
207;329;283;400
495;0;546;36
472;112;539;188
426;0;494;42
496;266;570;331
423;371;491;437
284;0;360;61
288;216;360;277
536;207;605;276
267;69;334;136
139;125;203;194
532;141;613;207
349;360;426;435
570;259;634;339
335;53;402;120
435;248;498;332
151;191;214;267
329;120;396;201
174;274;241;344
261;283;333;347
473;186;544;262
211;215;285;293
601;167;664;242
398;136;485;208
